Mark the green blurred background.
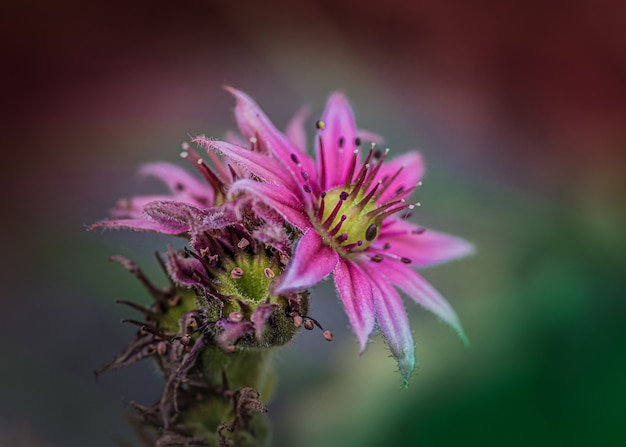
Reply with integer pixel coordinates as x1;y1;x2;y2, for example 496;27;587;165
2;1;625;446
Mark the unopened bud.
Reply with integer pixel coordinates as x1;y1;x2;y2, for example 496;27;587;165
323;330;334;341
304;319;315;330
293;315;303;328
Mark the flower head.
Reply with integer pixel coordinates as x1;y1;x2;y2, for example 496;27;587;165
197;88;474;385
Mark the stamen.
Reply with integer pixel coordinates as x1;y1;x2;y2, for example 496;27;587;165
328;215;347;237
180;148;225;194
370;254;384;263
318;135;327;190
317;191;326;219
230;267;244;279
304;319;315;330
303;184;312;193
338;137;345;148
375;162;406;199
237;238;250;249
322;192;347;228
412;227;426;235
348;147;375;198
354;137;361;147
343;240;363;251
323;330;334;341
366;198;406;218
355;180;382;210
343;150;359;187
316;120;326;130
290;153;301;165
362;147;390;192
263;267;275;279
336;233;349;243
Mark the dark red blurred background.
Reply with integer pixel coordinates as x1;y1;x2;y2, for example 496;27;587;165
1;1;625;446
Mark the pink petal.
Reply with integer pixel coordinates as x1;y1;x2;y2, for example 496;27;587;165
139;162;214;205
89;218;185;234
228;179;311;230
143;200;202;234
285;105;311;152
377;219;475;267
225;87;318;190
195;138;299;192
375;151;425;204
375;260;468;346
274;229;338;294
334;259;375;352
109;194;173;219
361;262;416;386
316;92;359;189
357;128;384;145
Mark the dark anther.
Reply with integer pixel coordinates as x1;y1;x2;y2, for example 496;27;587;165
301;170;309;181
383;242;391;249
401;257;412;264
373;149;382;159
365;223;378;241
290;153;300;164
412;227;426;235
303;184;312;193
338;137;345;148
370;254;384;262
174;182;185;191
340;191;349;200
354;137;361;147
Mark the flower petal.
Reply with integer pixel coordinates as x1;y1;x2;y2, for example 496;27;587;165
361;262;416;386
109;195;174;219
225;87;318;190
274;229;338;294
89;218;185;234
228;179;310;230
316;92;359;189
377;219;475;267
143;200;203;234
285;105;311;152
139;161;214;206
375;151;425;204
375;260;469;346
333;259;375;352
195;138;299;191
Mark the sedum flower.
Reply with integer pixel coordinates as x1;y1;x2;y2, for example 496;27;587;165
196;88;474;385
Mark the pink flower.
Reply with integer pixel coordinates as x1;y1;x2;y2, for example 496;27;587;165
196;88;474;385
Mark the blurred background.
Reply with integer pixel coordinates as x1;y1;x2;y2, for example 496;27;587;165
1;0;625;445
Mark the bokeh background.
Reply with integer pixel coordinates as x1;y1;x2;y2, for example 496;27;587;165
2;1;625;446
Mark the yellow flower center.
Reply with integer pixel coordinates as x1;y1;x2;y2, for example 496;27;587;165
317;186;381;252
